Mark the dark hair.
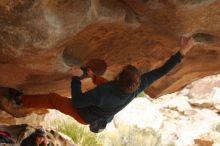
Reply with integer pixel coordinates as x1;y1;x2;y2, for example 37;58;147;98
83;59;107;76
35;128;46;137
117;65;141;94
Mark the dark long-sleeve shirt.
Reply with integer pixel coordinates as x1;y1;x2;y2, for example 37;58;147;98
71;52;183;125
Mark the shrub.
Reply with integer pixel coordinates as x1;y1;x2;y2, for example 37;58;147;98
99;125;161;146
52;119;101;146
216;123;220;132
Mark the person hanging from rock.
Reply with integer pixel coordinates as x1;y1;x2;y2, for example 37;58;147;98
8;36;196;133
3;58;108;126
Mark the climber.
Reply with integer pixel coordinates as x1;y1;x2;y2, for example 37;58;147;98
5;58;108;127
9;36;196;133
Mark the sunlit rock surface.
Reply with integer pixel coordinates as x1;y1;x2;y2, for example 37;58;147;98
107;91;220;146
183;74;220;110
105;75;220;146
1;0;220;97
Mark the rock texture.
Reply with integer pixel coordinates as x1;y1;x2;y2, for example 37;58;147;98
0;0;220;98
0;124;76;146
105;92;220;146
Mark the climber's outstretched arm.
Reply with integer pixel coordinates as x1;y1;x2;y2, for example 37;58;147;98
138;37;196;92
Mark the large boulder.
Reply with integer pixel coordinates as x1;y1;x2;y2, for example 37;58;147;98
0;0;220;98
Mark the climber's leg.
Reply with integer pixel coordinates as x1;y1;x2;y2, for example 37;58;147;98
21;93;87;124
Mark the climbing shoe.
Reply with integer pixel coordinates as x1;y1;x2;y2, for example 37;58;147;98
8;88;23;106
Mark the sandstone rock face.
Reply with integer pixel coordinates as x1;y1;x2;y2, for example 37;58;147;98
0;0;220;98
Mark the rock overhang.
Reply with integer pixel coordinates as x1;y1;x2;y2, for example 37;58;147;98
0;0;220;97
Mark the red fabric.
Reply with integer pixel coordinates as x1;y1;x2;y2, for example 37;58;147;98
92;76;108;85
21;93;87;125
0;131;11;138
21;76;108;125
